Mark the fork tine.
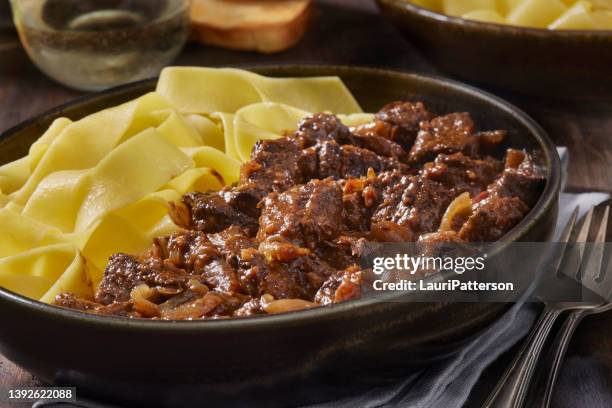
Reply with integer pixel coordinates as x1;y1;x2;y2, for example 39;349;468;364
581;205;610;301
576;206;594;245
559;206;591;280
552;206;579;276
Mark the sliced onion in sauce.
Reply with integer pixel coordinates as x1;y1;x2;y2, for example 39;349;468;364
159;293;223;320
263;298;318;314
130;284;160;318
439;192;472;232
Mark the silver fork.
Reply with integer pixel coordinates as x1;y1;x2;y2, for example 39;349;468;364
484;203;611;408
535;202;611;408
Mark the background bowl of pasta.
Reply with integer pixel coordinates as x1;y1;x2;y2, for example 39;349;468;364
0;65;561;406
377;0;612;99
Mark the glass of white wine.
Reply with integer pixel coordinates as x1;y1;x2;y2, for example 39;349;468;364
11;0;191;91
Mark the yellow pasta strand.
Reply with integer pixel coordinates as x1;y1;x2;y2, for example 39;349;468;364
0;157;31;196
22;128;193;233
0;209;62;257
28;117;73;172
150;109;204;147
185;146;241;185
40;251;93;304
0;244;92;301
157;67;363;115
185;114;225;151
12;93;173;205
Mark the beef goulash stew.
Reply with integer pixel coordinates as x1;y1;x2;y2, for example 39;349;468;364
55;101;546;319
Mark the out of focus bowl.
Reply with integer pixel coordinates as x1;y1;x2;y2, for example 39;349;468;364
377;0;612;99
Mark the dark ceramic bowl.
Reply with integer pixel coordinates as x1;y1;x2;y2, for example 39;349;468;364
377;0;612;100
0;65;561;407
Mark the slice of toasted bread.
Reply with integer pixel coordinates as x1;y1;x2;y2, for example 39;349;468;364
190;0;313;54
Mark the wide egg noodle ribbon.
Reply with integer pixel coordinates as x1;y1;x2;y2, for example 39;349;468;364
0;118;73;196
0;241;92;303
210;112;238;161
156;67;363;115
150;109;204;147
21;128;194;233
28;117;73;172
11;92;173;206
185;114;225;151
0;157;30;198
0;208;62;258
184;146;241;185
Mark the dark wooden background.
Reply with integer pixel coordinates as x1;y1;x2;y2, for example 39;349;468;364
0;0;610;404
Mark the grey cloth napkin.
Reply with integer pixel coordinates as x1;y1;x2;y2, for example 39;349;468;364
307;148;610;408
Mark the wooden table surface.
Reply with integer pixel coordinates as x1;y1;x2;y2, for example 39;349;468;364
0;0;610;403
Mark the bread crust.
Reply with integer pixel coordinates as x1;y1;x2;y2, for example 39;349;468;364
190;0;313;54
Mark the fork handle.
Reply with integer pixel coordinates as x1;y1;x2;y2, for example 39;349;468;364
538;304;612;408
484;307;563;408
535;310;587;408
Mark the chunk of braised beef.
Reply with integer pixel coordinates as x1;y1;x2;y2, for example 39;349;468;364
409;112;479;163
316;140;408;180
487;149;546;207
245;250;336;300
55;293;138;318
176;187;262;236
314;266;362;305
372;101;433;148
155;231;217;269
295;113;410;162
207;226;260;295
96;254;189;305
293;113;354;148
371;175;456;241
55;293;97;311
240;137;303;192
341;175;382;232
198;259;242;294
458;196;530;242
208;226;257;261
316;141;371;180
422;152;503;197
314;236;367;270
258;178;344;248
152;231;242;293
409;175;457;233
351;133;408;161
233;297;265;317
477;130;507;154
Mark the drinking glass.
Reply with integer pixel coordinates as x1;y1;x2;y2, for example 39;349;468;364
10;0;191;91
